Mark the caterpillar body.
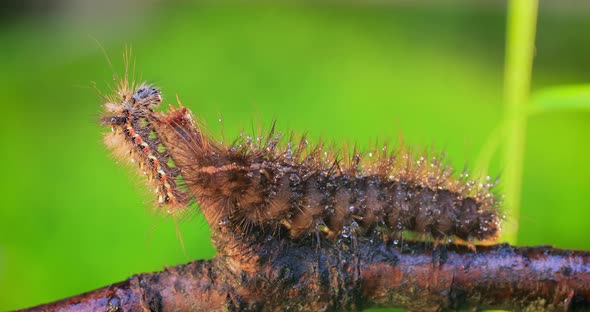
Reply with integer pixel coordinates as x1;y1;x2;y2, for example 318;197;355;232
101;82;501;244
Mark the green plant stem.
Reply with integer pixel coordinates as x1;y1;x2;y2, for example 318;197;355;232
502;0;539;244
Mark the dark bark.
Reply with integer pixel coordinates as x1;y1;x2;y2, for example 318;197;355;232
19;228;590;312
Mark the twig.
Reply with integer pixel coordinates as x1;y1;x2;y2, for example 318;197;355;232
20;228;590;311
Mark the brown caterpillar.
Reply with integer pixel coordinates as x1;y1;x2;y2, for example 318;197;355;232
101;83;501;244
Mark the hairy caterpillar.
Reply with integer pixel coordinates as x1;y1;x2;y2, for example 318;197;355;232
101;80;501;244
100;79;191;213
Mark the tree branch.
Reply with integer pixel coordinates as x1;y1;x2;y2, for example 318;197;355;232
20;232;590;311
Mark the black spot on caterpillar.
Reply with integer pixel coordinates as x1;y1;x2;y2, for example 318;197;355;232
101;82;502;244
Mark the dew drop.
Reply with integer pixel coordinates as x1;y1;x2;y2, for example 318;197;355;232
341;226;351;238
289;173;301;185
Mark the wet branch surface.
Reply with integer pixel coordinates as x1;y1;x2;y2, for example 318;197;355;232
20;226;590;312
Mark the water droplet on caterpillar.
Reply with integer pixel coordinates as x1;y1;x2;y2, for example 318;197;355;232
286;142;293;160
341;226;351;238
289;174;301;185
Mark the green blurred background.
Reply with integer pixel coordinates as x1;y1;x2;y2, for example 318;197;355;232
1;1;589;310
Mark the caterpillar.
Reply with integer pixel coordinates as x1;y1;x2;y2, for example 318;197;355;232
101;82;502;244
100;78;191;214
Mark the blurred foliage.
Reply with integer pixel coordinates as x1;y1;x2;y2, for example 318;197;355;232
0;2;589;311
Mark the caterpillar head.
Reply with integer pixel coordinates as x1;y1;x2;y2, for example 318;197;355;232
101;84;162;127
